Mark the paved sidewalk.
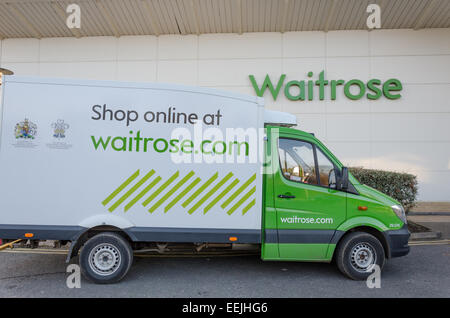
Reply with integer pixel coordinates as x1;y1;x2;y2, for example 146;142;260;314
408;214;450;239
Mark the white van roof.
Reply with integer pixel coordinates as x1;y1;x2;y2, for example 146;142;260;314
264;109;297;127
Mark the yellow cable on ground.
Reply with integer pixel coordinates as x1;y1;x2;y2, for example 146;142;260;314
0;239;22;251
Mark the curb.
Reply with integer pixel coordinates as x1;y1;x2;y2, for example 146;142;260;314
410;231;442;241
408;212;450;216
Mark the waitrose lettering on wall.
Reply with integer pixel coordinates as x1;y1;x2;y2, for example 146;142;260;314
249;71;402;101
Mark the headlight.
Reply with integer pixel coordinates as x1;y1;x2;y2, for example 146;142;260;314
391;205;407;224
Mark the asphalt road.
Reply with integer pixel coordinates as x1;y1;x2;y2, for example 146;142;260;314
0;243;449;298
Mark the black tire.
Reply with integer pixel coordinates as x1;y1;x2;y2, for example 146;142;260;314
335;231;385;280
80;232;133;284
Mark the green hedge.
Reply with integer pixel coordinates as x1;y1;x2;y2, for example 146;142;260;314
349;167;418;212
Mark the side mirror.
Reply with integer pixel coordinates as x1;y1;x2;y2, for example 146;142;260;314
337;167;349;191
328;169;337;189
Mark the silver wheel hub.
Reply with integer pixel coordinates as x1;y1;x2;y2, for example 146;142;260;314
350;242;376;272
88;243;121;276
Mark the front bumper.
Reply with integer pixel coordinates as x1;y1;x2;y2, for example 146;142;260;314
383;224;410;258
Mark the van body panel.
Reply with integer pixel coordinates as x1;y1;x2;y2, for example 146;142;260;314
0;224;85;241
347;190;405;231
0;76;264;239
336;217;389;233
125;227;261;244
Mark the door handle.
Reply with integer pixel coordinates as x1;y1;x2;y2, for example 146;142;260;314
278;194;296;199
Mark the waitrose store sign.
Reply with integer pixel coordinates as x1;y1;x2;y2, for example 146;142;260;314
249;71;402;101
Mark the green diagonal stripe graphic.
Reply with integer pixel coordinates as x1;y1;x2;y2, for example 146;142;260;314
182;172;218;208
164;177;201;213
221;173;256;209
242;199;256;215
102;169;140;206
148;171;195;213
189;172;234;215
142;171;179;207
227;186;256;215
203;178;239;214
108;170;155;212
124;176;161;212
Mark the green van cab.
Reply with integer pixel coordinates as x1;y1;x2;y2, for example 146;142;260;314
262;125;410;280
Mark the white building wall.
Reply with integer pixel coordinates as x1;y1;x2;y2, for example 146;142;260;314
1;29;449;201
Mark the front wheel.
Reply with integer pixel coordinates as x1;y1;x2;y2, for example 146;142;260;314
80;232;133;284
335;232;385;280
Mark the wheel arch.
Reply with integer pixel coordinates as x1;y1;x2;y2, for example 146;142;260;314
331;225;390;260
66;225;134;263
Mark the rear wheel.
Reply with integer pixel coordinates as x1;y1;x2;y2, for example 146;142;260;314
80;232;133;284
335;231;385;280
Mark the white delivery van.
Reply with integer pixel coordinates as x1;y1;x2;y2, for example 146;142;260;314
0;76;410;283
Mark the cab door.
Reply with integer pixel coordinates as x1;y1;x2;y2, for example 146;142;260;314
274;134;347;260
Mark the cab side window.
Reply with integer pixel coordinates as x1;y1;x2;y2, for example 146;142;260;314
278;138;337;188
316;148;335;187
278;138;318;185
